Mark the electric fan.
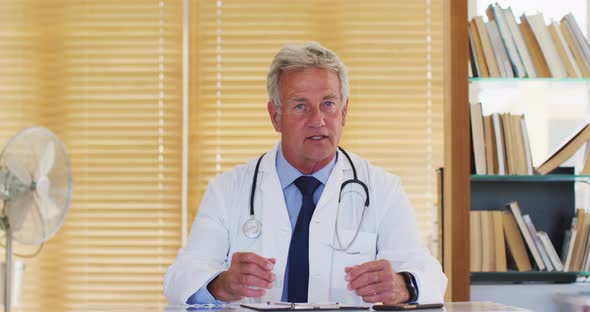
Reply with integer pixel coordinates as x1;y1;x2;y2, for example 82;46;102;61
0;127;73;312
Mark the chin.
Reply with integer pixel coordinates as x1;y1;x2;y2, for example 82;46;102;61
304;147;336;162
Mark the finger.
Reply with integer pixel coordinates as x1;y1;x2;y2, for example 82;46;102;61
345;260;386;282
239;263;277;283
238;273;275;289
232;284;267;298
348;270;382;290
236;252;276;271
353;280;391;297
361;291;382;303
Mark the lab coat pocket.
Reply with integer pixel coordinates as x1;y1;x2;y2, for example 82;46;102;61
229;216;261;255
329;230;376;304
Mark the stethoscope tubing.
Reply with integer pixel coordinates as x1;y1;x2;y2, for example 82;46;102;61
246;146;370;251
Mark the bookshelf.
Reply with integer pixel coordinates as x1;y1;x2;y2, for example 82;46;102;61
458;1;590;310
442;0;590;304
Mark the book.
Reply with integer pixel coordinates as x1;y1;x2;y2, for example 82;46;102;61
563;13;590;76
507;201;546;270
470;211;483;272
523;214;554;271
580;142;590;175
538;231;564;271
520;14;551;77
502;210;533;271
469;20;489;77
467;25;481;77
503;6;536;78
580;227;590;271
491;113;507;175
487;4;525;78
473;16;501;77
481;211;495;271
487;20;513;78
492;210;507;272
559;18;590;77
524;13;568;78
570;209;590;271
536;123;590;175
470;102;487;175
520;118;534;175
548;22;582;78
582;140;590;175
563;228;577;271
483;115;498;174
501;113;516;174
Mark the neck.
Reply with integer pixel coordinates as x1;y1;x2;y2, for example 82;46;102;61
283;152;336;175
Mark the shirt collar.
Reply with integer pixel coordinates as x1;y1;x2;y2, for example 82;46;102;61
276;143;337;190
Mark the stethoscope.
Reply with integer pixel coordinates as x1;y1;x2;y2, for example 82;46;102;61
243;146;370;252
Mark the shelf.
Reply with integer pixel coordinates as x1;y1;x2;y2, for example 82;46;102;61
471;174;590;182
469;77;590;88
471;271;578;284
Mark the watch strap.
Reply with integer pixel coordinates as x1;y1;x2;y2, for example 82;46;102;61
399;271;418;303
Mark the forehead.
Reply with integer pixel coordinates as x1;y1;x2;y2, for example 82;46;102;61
278;67;341;100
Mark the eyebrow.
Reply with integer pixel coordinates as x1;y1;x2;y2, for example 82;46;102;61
290;95;338;102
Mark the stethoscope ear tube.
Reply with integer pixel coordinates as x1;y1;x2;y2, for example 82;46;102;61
250;152;266;217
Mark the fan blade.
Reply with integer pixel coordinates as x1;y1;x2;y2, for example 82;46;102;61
6;191;33;232
34;191;60;222
35;176;60;221
36;141;55;180
4;156;32;186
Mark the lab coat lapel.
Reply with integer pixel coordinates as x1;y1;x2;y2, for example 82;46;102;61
258;144;292;301
307;150;347;303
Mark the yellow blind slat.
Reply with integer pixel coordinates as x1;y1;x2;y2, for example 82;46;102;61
0;0;182;310
189;0;443;248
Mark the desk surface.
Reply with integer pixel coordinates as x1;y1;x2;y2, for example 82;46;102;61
71;302;530;312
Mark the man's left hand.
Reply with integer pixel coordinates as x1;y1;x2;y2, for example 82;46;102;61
345;259;409;304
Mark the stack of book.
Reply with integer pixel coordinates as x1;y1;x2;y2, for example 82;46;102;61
470;103;533;175
469;4;590;78
470;201;564;272
563;208;590;272
470;103;590;175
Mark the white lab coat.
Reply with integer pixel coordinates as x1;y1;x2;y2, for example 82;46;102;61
164;144;447;305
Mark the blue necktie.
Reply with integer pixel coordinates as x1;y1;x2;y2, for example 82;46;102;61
288;176;321;303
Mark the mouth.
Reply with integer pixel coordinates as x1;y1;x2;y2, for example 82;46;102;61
307;135;329;141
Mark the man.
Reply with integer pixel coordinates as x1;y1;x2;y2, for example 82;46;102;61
164;42;447;305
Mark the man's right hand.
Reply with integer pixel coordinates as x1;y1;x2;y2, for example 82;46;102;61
207;252;277;301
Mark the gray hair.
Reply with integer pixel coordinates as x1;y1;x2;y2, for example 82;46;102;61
266;42;349;112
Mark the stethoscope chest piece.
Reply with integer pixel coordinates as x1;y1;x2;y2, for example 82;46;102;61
243;217;262;239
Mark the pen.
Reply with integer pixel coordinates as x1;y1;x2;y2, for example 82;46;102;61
266;301;296;309
394;303;443;310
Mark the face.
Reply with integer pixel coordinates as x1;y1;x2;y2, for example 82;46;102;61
268;67;348;174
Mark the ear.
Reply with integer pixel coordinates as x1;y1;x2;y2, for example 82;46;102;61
268;101;282;132
341;98;349;126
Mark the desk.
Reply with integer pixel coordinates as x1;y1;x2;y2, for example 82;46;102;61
70;302;530;312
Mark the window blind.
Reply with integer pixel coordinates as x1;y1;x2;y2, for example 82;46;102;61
0;0;183;310
189;0;443;243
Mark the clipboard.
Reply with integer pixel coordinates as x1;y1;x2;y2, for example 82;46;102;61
372;303;444;311
240;302;370;311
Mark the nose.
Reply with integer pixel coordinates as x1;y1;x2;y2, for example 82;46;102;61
308;106;326;128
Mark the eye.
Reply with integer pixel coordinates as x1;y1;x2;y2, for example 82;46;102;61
323;101;337;112
294;103;306;111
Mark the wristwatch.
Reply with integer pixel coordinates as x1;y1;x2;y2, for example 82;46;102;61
399;271;418;303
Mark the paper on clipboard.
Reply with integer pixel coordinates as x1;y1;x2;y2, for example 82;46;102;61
240;302;370;311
